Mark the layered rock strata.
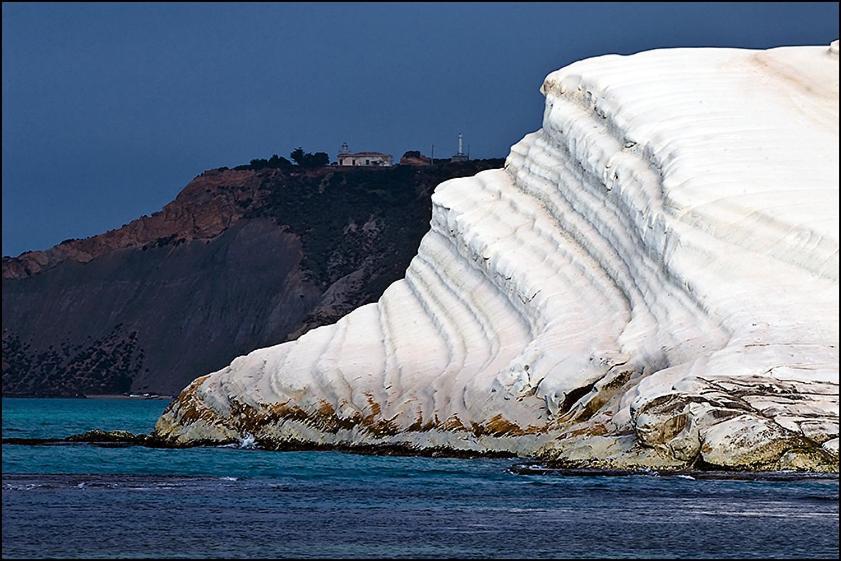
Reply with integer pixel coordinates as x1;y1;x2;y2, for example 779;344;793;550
156;43;840;471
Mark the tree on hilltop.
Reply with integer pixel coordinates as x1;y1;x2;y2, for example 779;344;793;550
268;154;293;169
290;147;306;166
291;147;330;169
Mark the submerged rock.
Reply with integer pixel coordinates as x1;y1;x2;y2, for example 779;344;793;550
3;430;153;447
65;430;150;445
155;42;840;472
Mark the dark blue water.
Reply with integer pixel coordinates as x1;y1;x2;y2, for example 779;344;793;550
2;398;839;558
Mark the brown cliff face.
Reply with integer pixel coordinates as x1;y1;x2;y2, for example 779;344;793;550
2;168;266;280
2;160;503;396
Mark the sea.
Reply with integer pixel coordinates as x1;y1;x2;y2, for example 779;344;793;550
2;397;839;559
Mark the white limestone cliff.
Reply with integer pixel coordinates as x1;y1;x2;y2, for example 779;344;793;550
155;42;840;471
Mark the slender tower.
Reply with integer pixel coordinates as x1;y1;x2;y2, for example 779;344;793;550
452;132;467;161
338;142;350;166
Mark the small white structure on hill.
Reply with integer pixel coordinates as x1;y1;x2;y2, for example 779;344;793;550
451;132;468;162
337;143;393;167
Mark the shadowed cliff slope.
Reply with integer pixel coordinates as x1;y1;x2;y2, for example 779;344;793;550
2;160;503;396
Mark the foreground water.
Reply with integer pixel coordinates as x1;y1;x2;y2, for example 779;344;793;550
2;398;838;559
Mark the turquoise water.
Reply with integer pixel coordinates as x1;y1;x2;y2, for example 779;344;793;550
3;397;165;439
2;397;839;558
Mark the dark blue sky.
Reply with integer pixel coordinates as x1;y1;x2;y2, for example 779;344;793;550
3;2;838;256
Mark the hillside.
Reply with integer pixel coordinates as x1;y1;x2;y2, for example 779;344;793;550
2;159;503;396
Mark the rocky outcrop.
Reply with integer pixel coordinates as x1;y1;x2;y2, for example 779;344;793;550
3;161;502;396
155;43;840;472
2;168;264;280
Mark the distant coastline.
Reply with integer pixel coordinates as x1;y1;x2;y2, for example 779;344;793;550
3;393;172;400
90;393;173;400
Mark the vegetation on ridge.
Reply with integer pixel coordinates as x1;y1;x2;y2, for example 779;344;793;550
235;147;330;171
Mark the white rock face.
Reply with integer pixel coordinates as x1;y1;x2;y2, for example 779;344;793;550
156;43;840;471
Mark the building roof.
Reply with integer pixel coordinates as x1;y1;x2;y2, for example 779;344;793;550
339;152;392;158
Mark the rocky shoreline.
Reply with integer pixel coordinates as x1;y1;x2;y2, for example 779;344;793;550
4;429;838;481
